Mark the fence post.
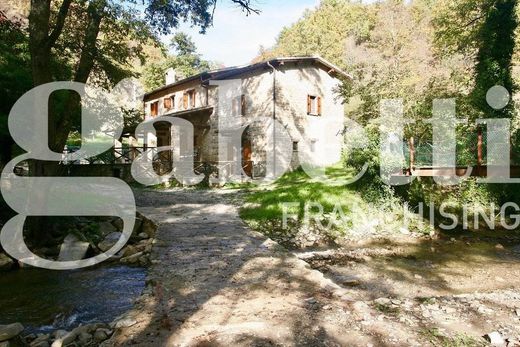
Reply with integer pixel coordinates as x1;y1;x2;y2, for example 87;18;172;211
408;136;415;174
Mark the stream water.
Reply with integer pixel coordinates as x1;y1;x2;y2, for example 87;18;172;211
0;265;146;333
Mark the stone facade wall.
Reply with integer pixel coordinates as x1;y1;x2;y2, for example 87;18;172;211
143;62;345;178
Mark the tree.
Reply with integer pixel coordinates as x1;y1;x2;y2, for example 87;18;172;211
253;0;371;67
27;0;260;174
434;0;519;120
142;32;212;91
0;11;32;166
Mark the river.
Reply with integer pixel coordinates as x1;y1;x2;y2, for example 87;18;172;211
0;265;146;333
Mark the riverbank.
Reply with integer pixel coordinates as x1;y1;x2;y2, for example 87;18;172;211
0;211;158;346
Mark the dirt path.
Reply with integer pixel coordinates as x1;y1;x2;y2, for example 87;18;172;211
111;189;520;347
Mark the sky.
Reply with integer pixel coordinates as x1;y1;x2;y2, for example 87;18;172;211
172;0;320;67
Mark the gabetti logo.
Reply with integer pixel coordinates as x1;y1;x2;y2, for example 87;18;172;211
0;79;515;269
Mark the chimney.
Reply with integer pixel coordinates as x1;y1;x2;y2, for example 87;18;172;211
165;68;176;85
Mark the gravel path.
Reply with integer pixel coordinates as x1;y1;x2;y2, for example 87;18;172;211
111;189;368;346
110;188;520;347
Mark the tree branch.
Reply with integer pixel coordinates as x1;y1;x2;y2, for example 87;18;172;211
230;0;260;15
47;0;73;48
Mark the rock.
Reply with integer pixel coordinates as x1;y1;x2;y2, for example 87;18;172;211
338;275;361;287
93;330;108;342
484;332;506;346
111;218;124;231
120;252;144;265
374;298;391;306
0;342;9;347
99;222;117;236
58;234;90;261
515;308;520;316
0;253;14;271
495;244;505;250
77;332;92;345
141;219;157;238
138;255;149;266
0;323;24;342
112;318;137;329
30;334;49;346
122;245;138;257
51;330;68;340
98;232;122;252
132;217;143;235
137;232;149;240
414;274;423;279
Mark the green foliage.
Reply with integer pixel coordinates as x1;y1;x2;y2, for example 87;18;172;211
0;13;31;162
142;33;211;91
256;0;372;66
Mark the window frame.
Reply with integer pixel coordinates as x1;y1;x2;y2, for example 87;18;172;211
150;101;159;117
307;94;322;116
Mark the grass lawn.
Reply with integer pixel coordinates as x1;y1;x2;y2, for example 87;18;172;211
239;166;365;222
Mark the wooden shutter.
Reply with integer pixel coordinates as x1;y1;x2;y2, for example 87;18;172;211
317;96;322;116
241;94;246;116
151;102;158;117
183;93;188;109
307;95;311;114
190;90;196;107
163;97;172;110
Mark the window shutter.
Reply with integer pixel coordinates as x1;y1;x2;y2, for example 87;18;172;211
164;97;172;110
151;102;158;117
317;96;322;116
307;95;311;114
241;94;246;116
183;93;188;109
190;91;196;107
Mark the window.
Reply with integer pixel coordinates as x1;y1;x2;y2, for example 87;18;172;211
293;141;298;152
232;94;247;116
241;94;246;116
183;89;196;109
307;95;322;116
150;101;159;117
310;140;317;153
163;95;174;110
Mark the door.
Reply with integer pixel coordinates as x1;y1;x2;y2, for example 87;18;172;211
242;140;252;177
156;125;172;174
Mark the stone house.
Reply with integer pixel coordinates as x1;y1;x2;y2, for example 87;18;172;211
142;56;350;178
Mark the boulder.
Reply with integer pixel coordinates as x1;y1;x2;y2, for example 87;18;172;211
58;234;90;261
132;218;143;235
0;323;24;342
51;330;68;340
0;254;14;272
98;232;122;252
93;330;108;342
141;219;157;238
111;218;124;231
77;332;92;345
98;222;117;237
